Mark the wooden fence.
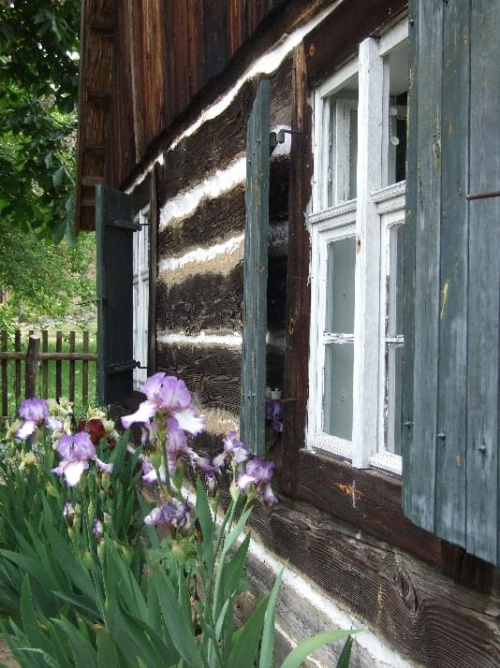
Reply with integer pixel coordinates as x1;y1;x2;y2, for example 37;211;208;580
0;330;97;421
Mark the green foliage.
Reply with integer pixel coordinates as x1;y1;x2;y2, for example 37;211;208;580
0;389;360;667
0;0;80;241
0;229;96;332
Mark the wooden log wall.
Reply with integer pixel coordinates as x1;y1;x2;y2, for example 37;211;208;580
121;0;500;664
155;57;292;443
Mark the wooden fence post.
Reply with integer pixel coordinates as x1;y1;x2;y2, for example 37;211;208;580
25;335;40;399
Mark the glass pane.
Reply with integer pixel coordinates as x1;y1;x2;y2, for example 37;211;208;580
387;224;404;336
323;342;354;440
325;237;356;334
385;40;408;185
386;342;403;454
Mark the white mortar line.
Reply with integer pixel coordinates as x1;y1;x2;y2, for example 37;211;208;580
126;0;342;194
157;332;243;347
158;234;244;273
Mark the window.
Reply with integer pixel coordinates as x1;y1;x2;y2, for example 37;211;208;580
308;21;408;473
132;206;149;388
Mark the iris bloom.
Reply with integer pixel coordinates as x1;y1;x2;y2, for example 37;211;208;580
144;499;190;530
52;432;113;487
237;458;278;507
16;398;63;440
223;431;250;464
121;373;205;435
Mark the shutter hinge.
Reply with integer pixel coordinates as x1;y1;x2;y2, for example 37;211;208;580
106;360;140;375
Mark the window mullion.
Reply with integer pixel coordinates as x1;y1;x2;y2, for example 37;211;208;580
352;37;384;468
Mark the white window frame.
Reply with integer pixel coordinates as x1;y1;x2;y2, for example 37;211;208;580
132;206;150;389
307;20;408;473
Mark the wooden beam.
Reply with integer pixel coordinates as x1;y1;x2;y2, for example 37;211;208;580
84;145;106;154
81;176;103;186
89;21;114;34
86;90;111;103
81;198;96;207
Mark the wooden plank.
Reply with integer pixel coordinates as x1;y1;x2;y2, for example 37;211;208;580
249;499;500;668
405;0;444;533
69;331;76;403
82;331;89;407
55;331;63;401
126;0;145;163
240;78;270;456
202;0;229;80
435;0;471;547
148;164;159;375
297;449;442;568
25;336;40;399
467;0;500;565
281;44;311;495
402;0;418;519
304;0;407;85
1;331;7;418
42;330;49;399
14;329;21;406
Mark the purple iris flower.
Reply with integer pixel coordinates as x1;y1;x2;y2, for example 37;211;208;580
141;458;166;484
266;401;284;433
166;424;191;477
144;499;190;530
16;398;63;440
52;432;113;487
222;431;249;464
121;373;205;435
236;458;278;507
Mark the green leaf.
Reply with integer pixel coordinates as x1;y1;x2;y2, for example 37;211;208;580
227;594;269;668
96;628;121;668
52;617;98;668
152;567;205;668
336;635;354;668
222;507;252;557
222;533;250;604
258;567;283;668
195;478;214;570
281;630;361;668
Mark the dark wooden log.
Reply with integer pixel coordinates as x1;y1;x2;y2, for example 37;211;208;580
248;496;500;668
157;264;244;336
304;0;407;85
280;44;312;496
158;157;289;257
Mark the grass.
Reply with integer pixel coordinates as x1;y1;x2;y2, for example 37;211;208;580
1;328;98;422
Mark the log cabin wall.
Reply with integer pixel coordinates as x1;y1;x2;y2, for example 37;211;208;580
80;0;500;664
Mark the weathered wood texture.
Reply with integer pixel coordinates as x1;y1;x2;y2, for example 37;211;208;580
249;498;500;668
280;44;312;495
304;0;407;85
240;79;271;456
158;158;289;257
157;343;284;415
159;62;291;208
148;165;159;375
404;0;500;566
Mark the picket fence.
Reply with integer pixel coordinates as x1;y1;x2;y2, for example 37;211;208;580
0;330;97;421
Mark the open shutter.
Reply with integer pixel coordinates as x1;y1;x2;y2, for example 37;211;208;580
96;185;140;405
403;0;500;565
240;79;270;455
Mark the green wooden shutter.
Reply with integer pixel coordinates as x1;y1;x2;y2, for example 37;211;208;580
96;185;140;405
240;79;270;455
404;0;500;565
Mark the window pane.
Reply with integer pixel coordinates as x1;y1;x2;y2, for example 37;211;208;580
387;224;404;336
325;236;356;334
385;40;408;185
386;342;403;454
323;342;354;440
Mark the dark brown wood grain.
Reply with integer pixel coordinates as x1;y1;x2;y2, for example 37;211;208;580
248;497;500;668
158;158;288;256
157;264;244;336
280;44;312;496
304;0;407;85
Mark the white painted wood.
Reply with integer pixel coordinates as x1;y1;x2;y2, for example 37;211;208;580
378;19;409;56
334;98;357;204
351;37;384;468
132;207;150;388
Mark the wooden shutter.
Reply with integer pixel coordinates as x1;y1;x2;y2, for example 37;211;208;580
96;185;140;405
240;79;270;455
403;0;500;565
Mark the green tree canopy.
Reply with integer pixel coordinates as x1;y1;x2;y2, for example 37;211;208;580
0;0;80;241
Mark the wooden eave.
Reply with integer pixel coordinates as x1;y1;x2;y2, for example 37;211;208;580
75;0;114;233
